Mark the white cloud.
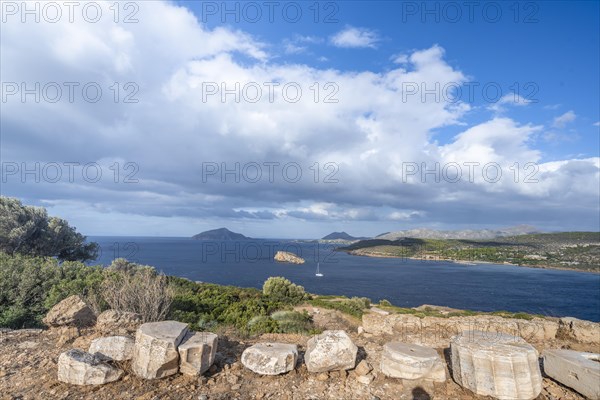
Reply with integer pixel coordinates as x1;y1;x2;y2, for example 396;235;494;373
593;121;600;127
488;94;531;113
330;26;379;48
1;1;598;235
552;110;576;128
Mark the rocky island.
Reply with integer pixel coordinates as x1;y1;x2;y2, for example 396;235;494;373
273;251;305;264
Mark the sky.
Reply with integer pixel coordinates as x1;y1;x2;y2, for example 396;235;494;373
1;0;599;238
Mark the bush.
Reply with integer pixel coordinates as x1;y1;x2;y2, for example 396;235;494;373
0;252;103;328
247;316;279;335
379;299;392;307
262;277;306;304
271;310;313;333
102;267;173;323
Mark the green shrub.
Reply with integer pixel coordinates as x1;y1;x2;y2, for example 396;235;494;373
262;277;306;304
271;310;313;333
379;299;392;307
247;316;279;335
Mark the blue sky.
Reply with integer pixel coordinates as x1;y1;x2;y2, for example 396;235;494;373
1;0;599;237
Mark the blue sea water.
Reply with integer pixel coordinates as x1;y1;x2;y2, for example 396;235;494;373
90;237;600;322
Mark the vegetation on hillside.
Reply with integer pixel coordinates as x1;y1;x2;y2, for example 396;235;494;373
0;251;319;334
340;233;600;272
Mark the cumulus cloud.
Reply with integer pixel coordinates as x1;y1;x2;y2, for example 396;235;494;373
330;26;379;48
1;1;598;236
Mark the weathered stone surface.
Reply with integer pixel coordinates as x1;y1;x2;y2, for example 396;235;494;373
56;326;80;346
354;360;372;376
132;321;188;379
558;317;600;345
380;342;446;382
273;251;305;264
305;330;357;373
89;336;135;361
43;295;95;327
178;331;218;376
543;349;600;400
241;342;298;375
58;349;123;385
451;331;542;400
362;312;563;347
96;310;142;334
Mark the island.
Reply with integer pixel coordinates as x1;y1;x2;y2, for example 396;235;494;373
192;228;250;241
274;251;305;264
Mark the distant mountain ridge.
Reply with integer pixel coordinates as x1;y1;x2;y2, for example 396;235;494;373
192;228;250;240
375;225;539;240
321;232;367;240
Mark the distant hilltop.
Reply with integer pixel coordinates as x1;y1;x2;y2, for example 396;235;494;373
321;232;367;241
192;228;250;241
375;225;539;240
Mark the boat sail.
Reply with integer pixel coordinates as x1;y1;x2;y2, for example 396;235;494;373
315;262;323;277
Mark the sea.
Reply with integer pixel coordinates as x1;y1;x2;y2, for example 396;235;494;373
89;236;600;322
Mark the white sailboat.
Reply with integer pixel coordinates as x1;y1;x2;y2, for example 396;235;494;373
315;262;323;277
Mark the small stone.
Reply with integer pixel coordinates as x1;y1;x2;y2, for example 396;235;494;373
57;349;122;385
354;360;372;376
356;374;374;385
357;326;364;335
57;326;80;346
89;336;134;361
316;372;329;381
178;331;218;376
231;384;241;390
305;330;358;373
241;342;298;375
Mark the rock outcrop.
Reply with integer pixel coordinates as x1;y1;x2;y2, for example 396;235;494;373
96;310;142;334
451;331;542;399
89;336;135;361
241;343;298;375
274;251;305;264
43;295;96;328
178;331;218;376
558;317;600;345
543;349;600;399
380;342;446;382
305;330;357;373
132;321;189;379
57;349;123;385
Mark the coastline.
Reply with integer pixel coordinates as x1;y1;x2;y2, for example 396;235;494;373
342;250;600;274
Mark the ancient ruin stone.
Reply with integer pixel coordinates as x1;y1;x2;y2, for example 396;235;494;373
178;331;218;376
57;349;122;385
451;331;542;400
132;321;188;379
241;342;298;375
543;349;600;399
305;330;357;373
89;336;135;361
380;342;446;382
43;295;95;327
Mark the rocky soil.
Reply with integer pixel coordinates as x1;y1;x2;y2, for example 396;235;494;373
0;306;596;400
